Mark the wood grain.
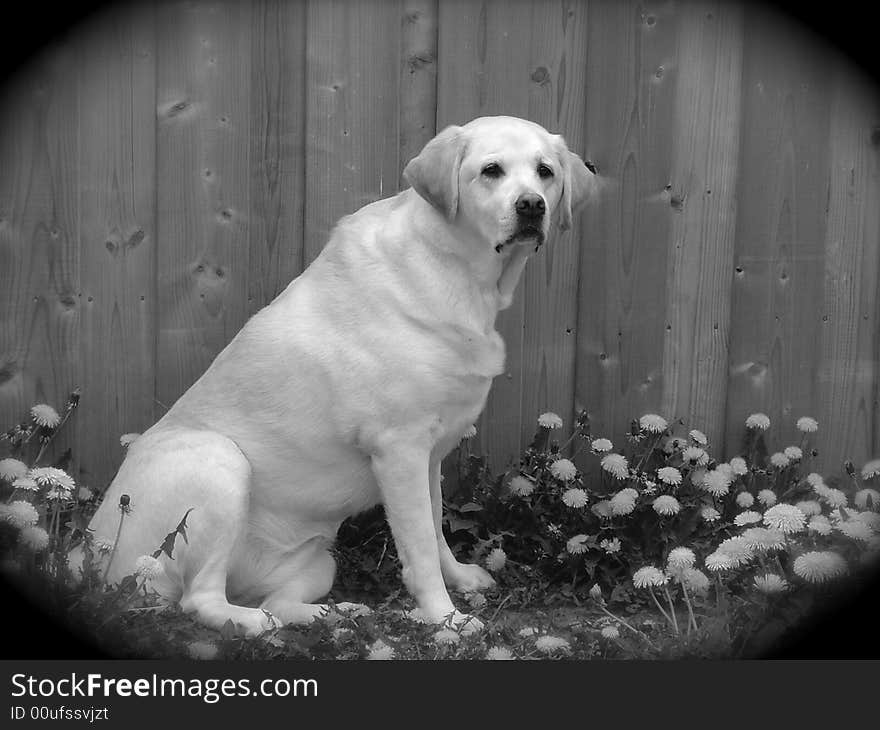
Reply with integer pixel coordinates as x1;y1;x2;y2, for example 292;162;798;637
304;0;401;265
155;1;253;410
76;7;157;488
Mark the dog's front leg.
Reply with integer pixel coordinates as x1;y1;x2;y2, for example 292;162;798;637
430;460;496;593
370;436;482;632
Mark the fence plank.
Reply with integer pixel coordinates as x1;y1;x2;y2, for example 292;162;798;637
659;1;743;447
817;66;880;473
304;0;402;265
577;0;680;456
0;43;80;457
248;0;308;314
76;8;157;488
724;6;831;463
155;1;253;411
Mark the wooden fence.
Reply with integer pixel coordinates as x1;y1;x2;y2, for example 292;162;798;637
0;0;878;490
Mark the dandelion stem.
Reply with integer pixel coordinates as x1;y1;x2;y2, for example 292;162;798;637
101;508;127;585
679;581;699;635
597;605;658;651
647;587;674;631
662;585;680;636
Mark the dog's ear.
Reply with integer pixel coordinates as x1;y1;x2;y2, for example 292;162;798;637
554;135;596;232
403;125;466;220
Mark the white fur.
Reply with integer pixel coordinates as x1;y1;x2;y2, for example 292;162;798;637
75;116;594;635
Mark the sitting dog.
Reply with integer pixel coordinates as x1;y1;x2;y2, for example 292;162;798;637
75;116;595;635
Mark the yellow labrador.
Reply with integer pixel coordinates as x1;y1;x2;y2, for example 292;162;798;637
77;116;595;635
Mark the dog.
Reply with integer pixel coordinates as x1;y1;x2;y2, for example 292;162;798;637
75;116;595;635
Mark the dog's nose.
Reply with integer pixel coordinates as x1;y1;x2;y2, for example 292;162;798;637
515;193;545;219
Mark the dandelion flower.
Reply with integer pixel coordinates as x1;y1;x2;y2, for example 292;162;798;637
681;568;710;595
793;551;848;584
535;635;571;654
734;510;762;527
632;566;667;588
754;574;789;595
591;500;613;519
736;492;755;509
763;504;806;534
538;412;563;429
433;628;460;646
566;534;589;555
366;640;395;660
702;469;732;497
0;458;28;481
705;552;733;572
806;472;825;488
836;520;874;542
601;453;629;480
855;488;880;510
639;414;668;433
135;555;163;580
700;506;721;523
817;486;848;509
600;625;620;640
681;447;708;467
29;467;75;497
12;477;37;492
78;486;93;502
589;584;604;603
808;515;833;536
741;527;786;552
485;548;507;572
550;458;577;482
757;489;777;507
794;500;822;517
653;495;680;516
19;526;50;551
119;433;140;448
689;429;708;446
770;452;791;469
517;627;538;638
729;456;749;476
853;511;880;531
600;537;621;554
187;641;219;660
746;413;770;430
1;500;39;529
796;417;818;433
486;646;514;660
30;404;61;428
667;547;696;571
657;467;682;486
691;468;707;487
561;488;588;508
610;489;637;516
509;475;535;497
590;438;613;453
716;536;753;568
860;459;880;480
461;424;477;439
784;446;803;461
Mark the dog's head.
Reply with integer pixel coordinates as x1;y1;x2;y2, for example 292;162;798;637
403;116;596;252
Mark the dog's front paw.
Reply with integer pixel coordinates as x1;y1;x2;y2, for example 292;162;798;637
444;562;496;593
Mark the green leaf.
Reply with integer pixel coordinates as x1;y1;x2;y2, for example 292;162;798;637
458;502;483;513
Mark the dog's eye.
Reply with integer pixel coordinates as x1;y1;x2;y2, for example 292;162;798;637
481;163;504;178
537;163;554;179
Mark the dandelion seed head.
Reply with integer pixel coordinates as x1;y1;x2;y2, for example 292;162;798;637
134;555;163;580
485;548;507;572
